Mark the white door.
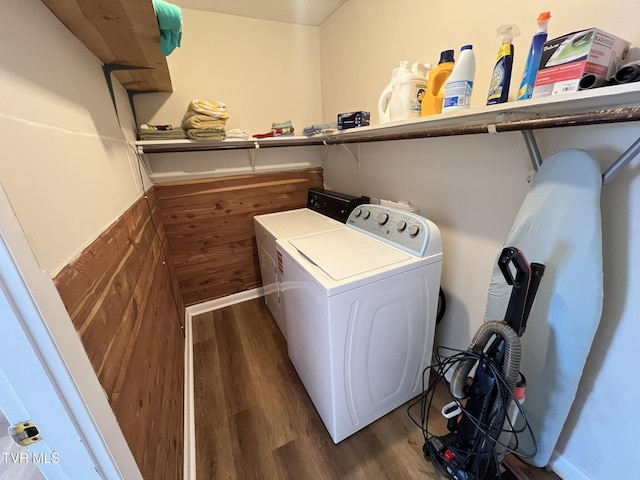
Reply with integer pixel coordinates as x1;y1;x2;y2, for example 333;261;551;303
0;371;45;480
0;185;141;479
0;266;108;478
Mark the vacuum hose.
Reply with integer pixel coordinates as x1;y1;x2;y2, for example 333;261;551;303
450;320;522;399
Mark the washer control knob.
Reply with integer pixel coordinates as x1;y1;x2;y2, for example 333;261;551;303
408;225;420;237
377;213;389;225
397;221;407;232
353;208;362;217
363;210;371;220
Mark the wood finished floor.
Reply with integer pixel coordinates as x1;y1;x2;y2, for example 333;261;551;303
193;298;559;480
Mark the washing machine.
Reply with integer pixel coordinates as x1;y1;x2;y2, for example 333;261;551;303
276;204;442;443
253;188;368;339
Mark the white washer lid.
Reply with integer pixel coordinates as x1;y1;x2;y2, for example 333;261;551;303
255;208;341;238
288;228;410;280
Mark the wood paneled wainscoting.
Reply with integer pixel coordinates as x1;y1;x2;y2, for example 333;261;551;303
155;167;324;305
54;188;185;479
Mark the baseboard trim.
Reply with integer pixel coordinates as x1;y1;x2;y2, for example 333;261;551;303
550;450;590;480
185;288;264;317
183;288;264;480
183;307;196;480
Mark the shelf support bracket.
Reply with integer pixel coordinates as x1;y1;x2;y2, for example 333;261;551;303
321;142;330;168
249;141;260;173
522;129;542;171
341;143;360;170
103;63;152;126
602;135;640;185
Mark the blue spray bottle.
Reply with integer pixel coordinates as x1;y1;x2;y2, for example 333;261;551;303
487;25;520;105
517;11;552;101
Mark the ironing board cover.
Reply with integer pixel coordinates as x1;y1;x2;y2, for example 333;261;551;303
483;148;603;467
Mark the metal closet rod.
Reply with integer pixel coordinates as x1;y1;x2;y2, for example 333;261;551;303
323;107;640;184
323;107;640;144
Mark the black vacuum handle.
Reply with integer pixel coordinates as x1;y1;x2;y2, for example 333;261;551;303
498;247;545;336
499;247;531;336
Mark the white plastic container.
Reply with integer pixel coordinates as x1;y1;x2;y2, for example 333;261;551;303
390;61;430;121
378;64;400;123
442;45;476;112
378;61;430;123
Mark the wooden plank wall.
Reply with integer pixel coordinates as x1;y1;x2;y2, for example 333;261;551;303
54;188;184;480
155;168;324;305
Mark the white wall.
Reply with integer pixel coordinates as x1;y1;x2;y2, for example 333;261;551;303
323;134;531;350
0;0;147;276
320;2;640;479
134;9;323;136
320;0;640;124
141;145;325;183
0;0;150;476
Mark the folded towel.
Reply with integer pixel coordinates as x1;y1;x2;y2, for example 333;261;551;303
139;130;187;140
252;127;295;139
153;0;182;56
186;129;226;141
303;122;338;137
138;124;187;140
224;128;249;140
272;120;293;129
187;99;229;118
139;123;174;131
182;111;227;130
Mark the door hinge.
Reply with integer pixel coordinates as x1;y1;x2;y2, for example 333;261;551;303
9;420;42;446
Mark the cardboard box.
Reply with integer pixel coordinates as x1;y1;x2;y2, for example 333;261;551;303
337;111;370;130
532;28;630;98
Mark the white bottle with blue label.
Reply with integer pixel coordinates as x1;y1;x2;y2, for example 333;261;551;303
442;45;476;112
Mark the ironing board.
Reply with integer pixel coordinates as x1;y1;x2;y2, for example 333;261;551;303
483;148;603;467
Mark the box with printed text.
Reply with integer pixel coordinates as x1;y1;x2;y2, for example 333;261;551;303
532;28;630;98
337;111;370;130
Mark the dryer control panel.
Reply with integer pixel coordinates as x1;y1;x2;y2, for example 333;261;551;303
307;188;369;223
346;204;430;257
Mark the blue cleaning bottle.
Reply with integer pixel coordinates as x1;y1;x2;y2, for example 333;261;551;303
517;11;552;101
487;25;520;105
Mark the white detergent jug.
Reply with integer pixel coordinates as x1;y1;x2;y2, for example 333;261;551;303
381;61;431;123
378;64;400;124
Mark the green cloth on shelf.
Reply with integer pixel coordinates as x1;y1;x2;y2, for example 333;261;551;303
186;129;226;141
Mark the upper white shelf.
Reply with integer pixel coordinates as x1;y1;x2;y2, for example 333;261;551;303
135;82;640;154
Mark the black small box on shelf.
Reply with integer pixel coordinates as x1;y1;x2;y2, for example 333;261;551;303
337;111;370;130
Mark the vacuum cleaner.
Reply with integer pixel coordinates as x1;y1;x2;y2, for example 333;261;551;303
410;247;545;480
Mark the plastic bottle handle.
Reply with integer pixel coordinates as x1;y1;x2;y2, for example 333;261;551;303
411;62;432;79
378;82;393;123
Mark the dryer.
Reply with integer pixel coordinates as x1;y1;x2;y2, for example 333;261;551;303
253;188;368;339
276;204;442;443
